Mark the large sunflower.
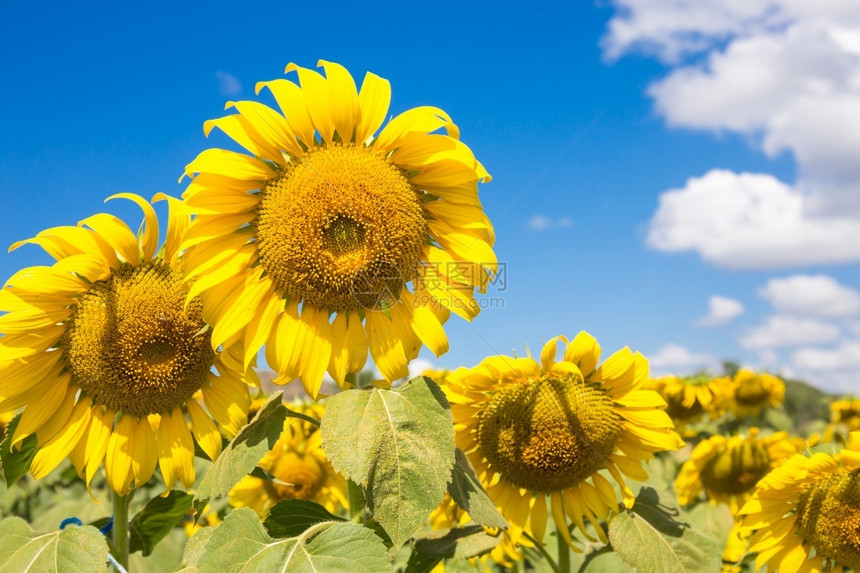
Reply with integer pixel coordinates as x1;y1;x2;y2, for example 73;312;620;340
181;60;495;398
229;402;346;516
738;432;860;572
674;428;797;514
726;369;785;418
0;194;251;495
442;332;684;547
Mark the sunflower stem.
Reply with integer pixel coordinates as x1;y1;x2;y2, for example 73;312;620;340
557;530;571;573
111;490;131;571
347;479;365;523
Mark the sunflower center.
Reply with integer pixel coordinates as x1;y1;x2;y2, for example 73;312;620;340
255;144;427;311
476;375;622;492
735;378;769;406
62;261;214;417
796;469;860;569
665;393;704;421
264;452;324;501
700;442;771;495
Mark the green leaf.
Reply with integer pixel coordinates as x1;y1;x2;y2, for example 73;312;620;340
320;376;455;547
129;490;194;556
685;502;734;547
176;526;215;572
264;499;345;538
405;524;500;573
447;449;507;530
0;414;39;487
193;392;287;514
0;516;108;572
608;487;722;573
196;507;392;572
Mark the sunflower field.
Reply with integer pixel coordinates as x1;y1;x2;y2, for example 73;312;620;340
1;61;859;573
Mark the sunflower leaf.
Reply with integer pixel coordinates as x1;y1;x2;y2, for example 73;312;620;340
129;489;194;556
263;499;345;538
320;376;456;547
193;392;287;516
447;448;508;530
608;487;722;573
196;507;391;572
0;413;39;487
406;524;500;573
0;517;108;573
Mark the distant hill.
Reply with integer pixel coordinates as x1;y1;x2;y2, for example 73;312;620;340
781;377;833;430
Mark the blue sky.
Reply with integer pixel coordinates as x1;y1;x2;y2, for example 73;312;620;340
3;1;860;391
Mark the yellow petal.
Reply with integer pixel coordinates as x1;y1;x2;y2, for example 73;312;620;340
285;63;334;144
187;400;222;461
12;377;73;448
317;60;360;143
540;336;568;372
256;78;316;148
327;312;351;387
210;267;271;350
107;193;159;262
30;398;92;479
77;213;139;265
130;417;157;488
366;306;412;381
157;408;196;490
374;107;459;154
10;226;118;268
226;100;303;158
203;113;284;163
0;307;72;333
106;415;135;495
356;71;391;144
85;406;115;490
153;193;190;265
183;148;273;182
265;300;303;384
530;494;548;544
403;291;449;357
297;306;333;398
564;332;601;376
243;287;283;371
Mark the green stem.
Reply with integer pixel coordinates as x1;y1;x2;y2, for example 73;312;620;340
557;529;571;573
347;479;365;523
522;532;561;573
111;490;130;571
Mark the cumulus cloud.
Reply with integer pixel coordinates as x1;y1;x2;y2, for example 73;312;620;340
647;170;860;268
215;71;242;97
759;274;860;317
739;315;841;350
696;295;744;327
608;1;860;267
527;214;572;231
648;343;718;375
788;339;860;391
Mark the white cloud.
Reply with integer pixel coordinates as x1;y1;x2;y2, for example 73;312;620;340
648;343;718;375
527;214;572;231
739;315;840;350
215;71;242;97
696;295;744;327
759;274;860;317
647;170;860;268
608;1;860;268
788;339;860;391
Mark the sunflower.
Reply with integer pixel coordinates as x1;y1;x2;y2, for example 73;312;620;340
726;369;785;418
0;194;251;495
180;60;495;398
675;428;797;514
824;397;860;445
647;374;728;431
228;402;346;517
442;331;684;548
738;432;860;572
